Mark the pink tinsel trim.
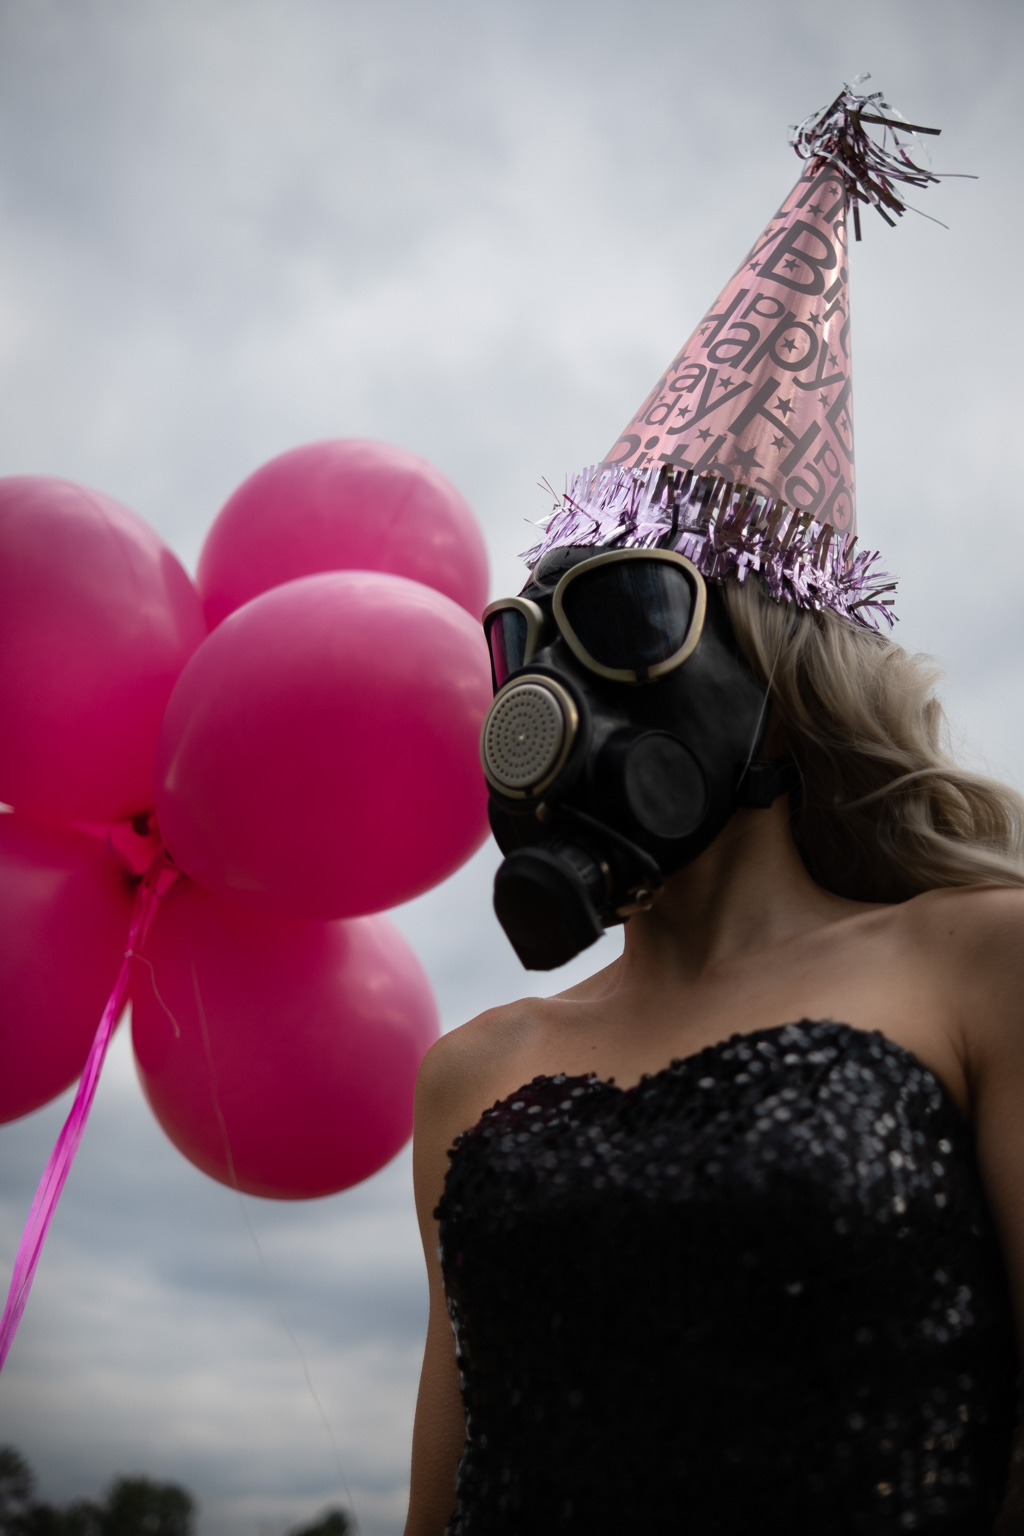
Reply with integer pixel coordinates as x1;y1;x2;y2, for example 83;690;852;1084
522;464;896;630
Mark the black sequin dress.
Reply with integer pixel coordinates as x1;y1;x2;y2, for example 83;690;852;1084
436;1021;1017;1534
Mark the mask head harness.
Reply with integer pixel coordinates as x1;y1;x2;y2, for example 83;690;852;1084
480;540;794;970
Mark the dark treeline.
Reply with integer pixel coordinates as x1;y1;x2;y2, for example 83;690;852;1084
0;1450;352;1536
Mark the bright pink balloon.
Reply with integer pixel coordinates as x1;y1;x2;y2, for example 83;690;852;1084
0;477;206;823
0;815;134;1124
197;439;489;629
131;882;440;1198
155;571;491;920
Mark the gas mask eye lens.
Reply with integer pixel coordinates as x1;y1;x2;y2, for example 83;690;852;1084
485;608;527;688
561;562;692;668
555;553;705;682
483;598;546;691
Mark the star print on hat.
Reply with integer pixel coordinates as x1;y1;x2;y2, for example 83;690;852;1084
524;81;949;628
607;157;856;525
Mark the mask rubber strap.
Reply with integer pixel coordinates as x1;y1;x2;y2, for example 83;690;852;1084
735;756;797;809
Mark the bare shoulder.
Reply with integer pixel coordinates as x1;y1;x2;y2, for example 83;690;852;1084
411;998;549;1242
898;884;1024;1071
414;955;623;1178
417;1001;532;1115
414;997;546;1162
899;883;1024;973
416;955;621;1122
902;887;1024;1324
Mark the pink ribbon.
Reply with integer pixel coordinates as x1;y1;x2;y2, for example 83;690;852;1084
0;854;176;1371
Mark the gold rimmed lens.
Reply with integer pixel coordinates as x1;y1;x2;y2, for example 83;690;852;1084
482;596;546;691
552;549;707;684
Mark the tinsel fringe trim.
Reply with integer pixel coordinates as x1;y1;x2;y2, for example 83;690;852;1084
521;464;896;631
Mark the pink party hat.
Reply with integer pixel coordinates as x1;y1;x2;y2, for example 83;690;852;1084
525;83;947;628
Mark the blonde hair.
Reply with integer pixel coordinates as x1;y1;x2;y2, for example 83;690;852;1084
722;578;1024;903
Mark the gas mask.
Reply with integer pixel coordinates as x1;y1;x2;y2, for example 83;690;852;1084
480;545;793;970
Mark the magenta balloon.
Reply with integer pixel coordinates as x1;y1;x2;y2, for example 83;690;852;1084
197;439;489;628
155;571;491;919
131;882;440;1198
0;815;134;1124
0;477;206;823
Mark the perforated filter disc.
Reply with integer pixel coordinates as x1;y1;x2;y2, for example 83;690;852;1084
481;681;571;792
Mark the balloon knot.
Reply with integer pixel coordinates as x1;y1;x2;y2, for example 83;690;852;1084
106;814;179;893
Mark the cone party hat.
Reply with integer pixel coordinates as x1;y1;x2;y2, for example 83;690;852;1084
525;83;945;628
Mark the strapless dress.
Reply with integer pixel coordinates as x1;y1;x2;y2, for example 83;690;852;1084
436;1020;1017;1534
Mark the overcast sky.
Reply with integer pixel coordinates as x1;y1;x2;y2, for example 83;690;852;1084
1;2;1022;1533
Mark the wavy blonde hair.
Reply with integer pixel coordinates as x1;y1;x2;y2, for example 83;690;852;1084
722;578;1024;902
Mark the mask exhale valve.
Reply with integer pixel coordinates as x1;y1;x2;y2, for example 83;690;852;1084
493;842;606;971
491;800;666;970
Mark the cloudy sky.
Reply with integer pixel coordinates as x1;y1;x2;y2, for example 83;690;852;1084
1;1;1022;1533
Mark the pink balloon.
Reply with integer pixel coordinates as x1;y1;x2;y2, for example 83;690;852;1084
155;571;491;920
197;439;489;629
0;477;206;824
0;815;134;1124
131;882;440;1198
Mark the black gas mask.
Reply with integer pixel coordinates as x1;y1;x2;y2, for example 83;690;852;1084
480;544;793;970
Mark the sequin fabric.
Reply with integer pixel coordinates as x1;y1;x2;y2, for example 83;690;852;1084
436;1021;1017;1534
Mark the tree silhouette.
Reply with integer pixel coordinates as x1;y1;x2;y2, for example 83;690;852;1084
0;1448;34;1528
0;1450;352;1536
4;1505;100;1536
0;1456;192;1536
99;1480;193;1536
289;1512;352;1536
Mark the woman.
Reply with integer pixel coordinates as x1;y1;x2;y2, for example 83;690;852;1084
404;564;1024;1534
405;85;1023;1535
